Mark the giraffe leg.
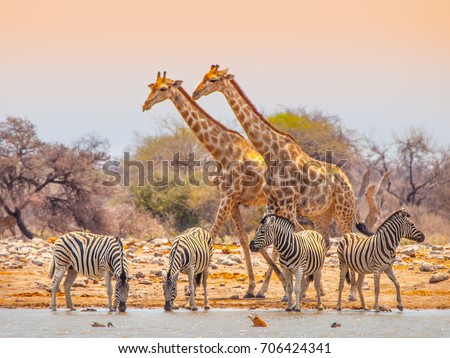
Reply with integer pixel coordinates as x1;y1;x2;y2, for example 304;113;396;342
332;192;358;301
230;205;255;298
256;249;288;301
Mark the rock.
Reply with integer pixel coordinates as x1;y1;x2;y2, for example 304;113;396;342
436;265;447;270
419;262;437;272
237;277;245;282
431;245;444;251
149;270;162;277
227;254;242;264
72;282;86;288
132;256;151;264
0;250;9;257
153;251;163;257
219;283;225;287
362;282;370;290
31;259;44;267
139;279;152;285
210;263;218;269
135;271;146;279
230;294;240;299
429;272;449;283
408;264;414;270
216;258;236;266
400;246;418;257
151;238;169;246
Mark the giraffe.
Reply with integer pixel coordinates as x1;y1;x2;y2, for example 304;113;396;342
142;71;287;298
193;65;358;300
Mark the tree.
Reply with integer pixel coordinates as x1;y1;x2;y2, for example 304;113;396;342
368;127;449;207
267;108;359;164
0;117;110;238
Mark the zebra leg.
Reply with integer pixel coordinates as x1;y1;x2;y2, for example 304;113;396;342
230;206;256;298
336;264;347;311
293;268;304;312
314;271;324;310
202;267;210;310
105;271;115;311
373;270;382;312
356;273;368;310
50;267;66;311
63;267;78;311
282;268;294;311
385;266;403;311
187;267;198;311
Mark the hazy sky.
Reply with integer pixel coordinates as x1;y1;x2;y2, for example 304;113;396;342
2;0;450;156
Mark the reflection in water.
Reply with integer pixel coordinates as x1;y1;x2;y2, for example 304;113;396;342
0;309;448;338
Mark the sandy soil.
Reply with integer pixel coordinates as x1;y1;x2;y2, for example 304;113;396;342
0;240;449;311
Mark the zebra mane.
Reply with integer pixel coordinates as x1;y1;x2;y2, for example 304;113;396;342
261;214;295;231
375;209;407;234
115;236;126;281
167;238;182;279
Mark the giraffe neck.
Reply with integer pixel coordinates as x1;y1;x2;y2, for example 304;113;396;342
221;79;301;163
170;87;238;162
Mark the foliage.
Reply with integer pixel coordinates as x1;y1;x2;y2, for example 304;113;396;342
0;117;110;238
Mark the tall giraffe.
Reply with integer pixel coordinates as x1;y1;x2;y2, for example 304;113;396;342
193;65;358;300
142;71;286;298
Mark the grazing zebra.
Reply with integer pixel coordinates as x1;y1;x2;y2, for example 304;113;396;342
336;209;425;312
161;227;213;311
48;232;129;312
249;215;326;312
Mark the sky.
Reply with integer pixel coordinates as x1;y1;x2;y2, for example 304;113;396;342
1;0;450;156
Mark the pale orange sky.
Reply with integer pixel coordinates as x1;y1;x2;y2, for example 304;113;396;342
1;0;450;154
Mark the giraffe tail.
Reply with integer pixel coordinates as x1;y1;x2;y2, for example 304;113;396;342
48;256;55;279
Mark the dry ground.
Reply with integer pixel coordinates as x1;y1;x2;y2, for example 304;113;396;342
1;242;449;312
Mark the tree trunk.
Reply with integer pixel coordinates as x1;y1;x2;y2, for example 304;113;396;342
13;210;35;239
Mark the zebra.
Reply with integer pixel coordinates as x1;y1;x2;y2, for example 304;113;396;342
48;232;129;312
336;209;425;312
249;214;326;312
161;227;213;311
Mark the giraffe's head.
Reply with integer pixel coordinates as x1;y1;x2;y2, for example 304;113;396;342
142;71;183;111
192;64;234;100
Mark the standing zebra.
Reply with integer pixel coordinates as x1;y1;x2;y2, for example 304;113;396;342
336;209;425;312
161;227;213;311
249;215;326;312
48;232;129;312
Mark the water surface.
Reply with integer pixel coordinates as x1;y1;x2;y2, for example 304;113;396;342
0;308;448;338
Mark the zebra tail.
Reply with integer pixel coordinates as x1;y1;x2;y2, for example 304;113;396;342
195;273;202;287
356;222;374;236
48;256;55;279
307;274;314;283
345;270;351;285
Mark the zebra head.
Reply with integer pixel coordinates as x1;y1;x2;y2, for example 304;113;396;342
250;214;292;252
161;269;179;311
114;270;129;312
397;209;425;243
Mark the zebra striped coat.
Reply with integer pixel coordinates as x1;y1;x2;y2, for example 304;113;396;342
162;227;213;311
250;214;326;311
336;209;425;312
49;232;129;312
